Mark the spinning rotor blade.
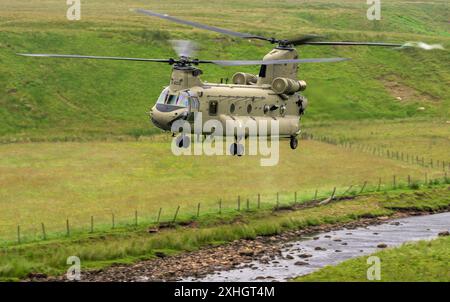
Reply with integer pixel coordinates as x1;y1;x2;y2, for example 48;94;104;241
18;53;172;63
286;34;323;46
170;39;198;58
135;9;266;40
302;41;403;47
203;57;350;66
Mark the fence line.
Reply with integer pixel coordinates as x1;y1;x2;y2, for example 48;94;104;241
301;132;449;172
2;172;449;246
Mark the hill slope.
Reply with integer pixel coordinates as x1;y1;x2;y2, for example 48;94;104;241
0;0;449;141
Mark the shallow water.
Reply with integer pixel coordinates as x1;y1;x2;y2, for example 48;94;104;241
185;212;450;282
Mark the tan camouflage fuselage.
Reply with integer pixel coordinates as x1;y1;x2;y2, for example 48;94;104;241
150;47;308;138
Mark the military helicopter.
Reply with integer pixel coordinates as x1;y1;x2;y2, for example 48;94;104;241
19;9;408;156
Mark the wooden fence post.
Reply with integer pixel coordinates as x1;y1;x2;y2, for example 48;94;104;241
237;196;241;211
197;203;201;218
219;199;222;214
66;219;70;237
135;210;138;227
156;208;162;224
294;192;297;204
408;175;411;186
41;223;46;240
172;206;180;225
360;181;367;194
90;216;94;233
314;189;318;201
257;194;261;209
246;199;250;211
393;175;396;189
377;177;382;191
17;225;21;244
112;213;115;229
276;192;279;209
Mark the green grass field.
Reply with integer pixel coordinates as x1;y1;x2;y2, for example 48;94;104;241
1;139;442;243
295;236;450;282
0;0;449;280
0;0;449;141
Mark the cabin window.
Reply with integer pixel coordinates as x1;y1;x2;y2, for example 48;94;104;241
259;65;267;78
230;103;236;114
247;104;252;114
209;101;218;116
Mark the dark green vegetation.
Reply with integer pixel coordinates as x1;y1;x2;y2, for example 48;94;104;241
0;186;449;281
295;236;450;282
0;0;449;142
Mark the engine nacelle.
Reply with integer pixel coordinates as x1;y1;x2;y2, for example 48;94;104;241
232;72;257;85
271;77;307;95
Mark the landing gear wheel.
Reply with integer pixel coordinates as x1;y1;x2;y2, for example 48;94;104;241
290;136;298;150
176;135;190;149
230;143;238;156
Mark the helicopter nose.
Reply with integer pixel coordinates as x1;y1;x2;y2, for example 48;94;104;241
150;104;189;131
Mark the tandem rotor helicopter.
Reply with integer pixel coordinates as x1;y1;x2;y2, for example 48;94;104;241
20;9;420;156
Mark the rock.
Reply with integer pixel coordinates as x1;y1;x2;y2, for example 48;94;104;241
148;227;159;233
313;236;319;240
298;253;312;258
314;247;326;251
255;276;266;280
335;250;342;253
154;251;167;258
377;243;388;248
285;254;294;260
294;261;309;266
324;235;331;238
438;231;449;237
239;248;254;256
373;232;379;235
333;239;342;242
396;97;402;101
417;107;426;111
341;242;348;246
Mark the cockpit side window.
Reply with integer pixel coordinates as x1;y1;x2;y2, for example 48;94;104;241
156;87;169;104
167;94;178;105
177;92;190;107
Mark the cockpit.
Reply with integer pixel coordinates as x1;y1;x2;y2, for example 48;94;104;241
156;87;191;107
150;87;200;131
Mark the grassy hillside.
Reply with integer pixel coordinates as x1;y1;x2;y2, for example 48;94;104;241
0;0;449;141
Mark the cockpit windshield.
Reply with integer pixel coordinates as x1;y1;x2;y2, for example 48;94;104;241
156;88;191;107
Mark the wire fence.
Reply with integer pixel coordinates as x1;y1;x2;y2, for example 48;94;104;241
3;171;449;247
301;132;450;172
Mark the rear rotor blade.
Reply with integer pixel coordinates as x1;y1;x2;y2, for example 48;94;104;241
202;57;350;66
302;41;403;47
169;40;198;58
18;53;172;63
135;9;268;41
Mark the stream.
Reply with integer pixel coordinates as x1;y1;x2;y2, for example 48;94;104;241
185;212;450;282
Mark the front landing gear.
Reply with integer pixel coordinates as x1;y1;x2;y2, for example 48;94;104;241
230;142;244;156
290;136;298;150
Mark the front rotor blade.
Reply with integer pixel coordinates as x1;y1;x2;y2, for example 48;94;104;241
203;57;350;66
287;34;324;46
18;53;172;63
302;41;403;47
135;9;268;41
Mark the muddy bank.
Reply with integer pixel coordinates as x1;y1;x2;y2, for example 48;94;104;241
28;208;449;282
